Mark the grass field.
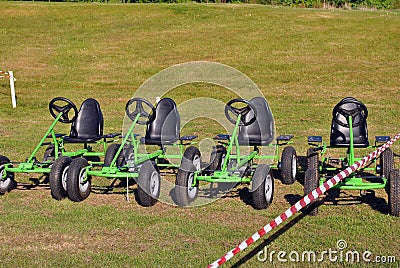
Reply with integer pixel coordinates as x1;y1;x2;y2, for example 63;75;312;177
0;2;400;267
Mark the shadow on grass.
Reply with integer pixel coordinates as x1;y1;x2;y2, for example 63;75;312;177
231;189;390;266
360;192;389;214
238;187;252;207
231;194;308;267
323;189;389;215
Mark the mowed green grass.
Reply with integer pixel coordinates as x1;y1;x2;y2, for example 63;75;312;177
0;2;400;267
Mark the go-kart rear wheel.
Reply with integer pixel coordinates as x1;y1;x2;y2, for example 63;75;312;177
104;144;124;167
175;146;201;207
67;157;91;202
388;169;400;217
49;156;72;200
252;164;274;210
307;147;319;170
280;146;297;185
136;160;160;207
0;155;16;195
303;168;319;216
380;148;394;180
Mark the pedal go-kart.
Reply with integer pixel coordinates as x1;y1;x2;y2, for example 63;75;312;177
66;97;197;206
304;97;399;216
174;97;298;209
0;97;119;199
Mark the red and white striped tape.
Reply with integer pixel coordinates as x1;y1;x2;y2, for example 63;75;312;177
0;72;10;78
208;132;400;268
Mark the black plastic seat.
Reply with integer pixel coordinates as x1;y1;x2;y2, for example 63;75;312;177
143;98;180;145
63;98;104;143
238;97;275;146
330;97;369;147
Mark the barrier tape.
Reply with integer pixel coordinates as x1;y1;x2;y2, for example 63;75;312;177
208;132;400;268
0;71;14;79
0;73;10;78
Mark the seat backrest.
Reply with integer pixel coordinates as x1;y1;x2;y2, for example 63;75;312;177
330;97;369;147
69;98;104;139
238;97;275;146
145;98;180;145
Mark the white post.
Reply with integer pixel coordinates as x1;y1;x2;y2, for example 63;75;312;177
9;71;16;108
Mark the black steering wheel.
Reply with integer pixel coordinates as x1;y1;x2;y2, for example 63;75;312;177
125;98;154;125
48;97;78;123
332;98;368;128
225;98;257;126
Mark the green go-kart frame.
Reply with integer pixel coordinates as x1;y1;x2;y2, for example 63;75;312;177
0;97;119;199
65;97;197;206
174;97;298;209
304;97;399;217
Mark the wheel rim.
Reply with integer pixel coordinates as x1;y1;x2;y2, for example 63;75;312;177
126;152;135;166
187;173;197;199
292;155;297;179
78;168;89;193
220;154;226;170
264;173;273;202
61;166;69;191
187;154;200;199
0;178;11;190
149;171;160;198
0;165;11;190
193;155;201;171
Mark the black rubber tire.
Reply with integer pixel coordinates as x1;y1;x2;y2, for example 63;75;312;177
122;144;135;167
380;148;394;180
175;146;201;207
208;145;226;171
83;156;101;163
66;157;91;202
49;156;72;200
136;160;160;207
252;164;274;210
0;155;16;195
280;146;297;185
303;168;319;216
104;143;124;167
388;169;400;217
307;147;319;170
43;144;56;162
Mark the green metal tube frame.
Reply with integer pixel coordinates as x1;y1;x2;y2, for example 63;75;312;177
2;112;115;178
85;113;196;181
192;114;289;187
316;116;386;190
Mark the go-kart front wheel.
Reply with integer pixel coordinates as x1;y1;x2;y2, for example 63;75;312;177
207;145;226;172
303;168;319;216
251;164;274;210
136;160;160;207
175;146;201;207
280;146;297;185
49;156;72;200
67;157;91;202
0;155;16;195
306;147;319;170
388;169;400;217
43;144;56;162
381;148;394;180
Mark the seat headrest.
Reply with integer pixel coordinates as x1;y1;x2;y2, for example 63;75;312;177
69;98;104;139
